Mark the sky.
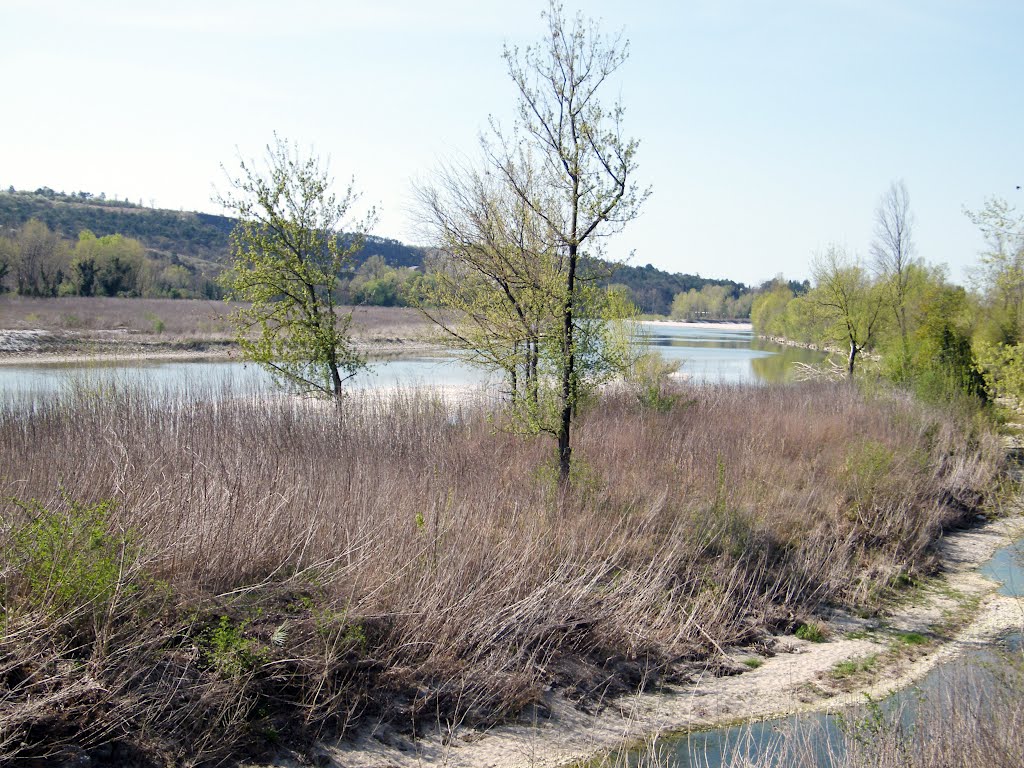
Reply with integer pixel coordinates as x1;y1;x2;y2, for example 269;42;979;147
1;0;1021;286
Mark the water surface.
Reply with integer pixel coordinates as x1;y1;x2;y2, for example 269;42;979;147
0;324;826;398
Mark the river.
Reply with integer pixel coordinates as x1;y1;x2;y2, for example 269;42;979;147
0;323;825;399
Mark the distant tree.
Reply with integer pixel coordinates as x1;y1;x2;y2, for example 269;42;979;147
216;135;376;403
0;233;14;292
751;281;794;337
871;180;918;376
73;230;149;296
808;246;886;377
14;219;68;296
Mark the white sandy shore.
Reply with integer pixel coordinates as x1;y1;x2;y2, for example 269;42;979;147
640;320;753;331
250;512;1024;768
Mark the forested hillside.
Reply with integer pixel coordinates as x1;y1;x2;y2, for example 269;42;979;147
0;187;752;313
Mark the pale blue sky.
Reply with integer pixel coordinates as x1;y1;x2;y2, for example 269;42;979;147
1;0;1020;285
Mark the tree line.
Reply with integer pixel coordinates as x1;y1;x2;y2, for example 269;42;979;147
0;187;751;315
750;180;1024;406
0;220;219;299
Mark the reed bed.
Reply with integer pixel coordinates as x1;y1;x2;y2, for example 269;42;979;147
0;380;1004;765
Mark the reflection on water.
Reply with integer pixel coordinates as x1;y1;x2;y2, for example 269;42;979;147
640;323;826;385
0;324;828;397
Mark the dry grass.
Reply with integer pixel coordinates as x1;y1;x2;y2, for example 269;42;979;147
0;380;1004;765
0;295;435;347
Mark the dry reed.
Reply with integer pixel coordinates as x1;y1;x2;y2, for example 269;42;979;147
0;379;1004;765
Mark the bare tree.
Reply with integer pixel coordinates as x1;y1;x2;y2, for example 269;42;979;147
414;158;559;411
491;0;649;483
870;180;917;370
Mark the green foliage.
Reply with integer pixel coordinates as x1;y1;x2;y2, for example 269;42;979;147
145;312;166;334
795;622;826;643
217;135;376;401
807;247;887;376
200;615;267;678
831;654;879;680
6;497;133;612
893;631;928;647
626;350;682;412
751;281;797;337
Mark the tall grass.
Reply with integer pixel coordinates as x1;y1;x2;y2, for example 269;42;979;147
0;380;1003;765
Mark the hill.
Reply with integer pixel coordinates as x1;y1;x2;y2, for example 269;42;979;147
0;188;747;313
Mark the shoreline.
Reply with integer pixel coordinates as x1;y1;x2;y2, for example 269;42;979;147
262;511;1024;768
0;332;448;367
640;319;753;331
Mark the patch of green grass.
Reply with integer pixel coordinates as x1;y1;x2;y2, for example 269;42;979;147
200;614;267;678
831;654;879;680
844;629;876;641
893;631;928;647
796;622;827;642
742;657;764;669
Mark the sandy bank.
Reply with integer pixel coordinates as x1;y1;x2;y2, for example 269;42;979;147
255;512;1024;768
0;329;446;367
641;320;753;331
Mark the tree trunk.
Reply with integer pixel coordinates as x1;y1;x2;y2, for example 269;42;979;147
558;246;578;486
847;342;857;378
329;360;344;407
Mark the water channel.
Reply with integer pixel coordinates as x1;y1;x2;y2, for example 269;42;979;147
0;323;826;399
618;538;1024;767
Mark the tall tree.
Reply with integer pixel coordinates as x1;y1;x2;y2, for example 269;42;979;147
491;0;648;483
216;136;376;403
809;246;886;378
966;197;1024;344
870;180;917;375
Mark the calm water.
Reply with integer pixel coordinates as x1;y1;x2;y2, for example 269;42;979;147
0;324;826;398
619;537;1024;768
640;323;825;384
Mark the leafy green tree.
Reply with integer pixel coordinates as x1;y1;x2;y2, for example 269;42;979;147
807;246;886;377
967;197;1024;345
0;233;14;292
491;0;649;483
73;230;150;296
216;136;376;403
751;281;794;337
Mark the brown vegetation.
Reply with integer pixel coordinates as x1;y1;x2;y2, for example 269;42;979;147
0;296;435;355
0;381;1003;765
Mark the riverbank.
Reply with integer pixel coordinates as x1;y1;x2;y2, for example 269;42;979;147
0;297;440;364
641;319;753;331
261;508;1024;768
0;329;446;366
0;381;1006;767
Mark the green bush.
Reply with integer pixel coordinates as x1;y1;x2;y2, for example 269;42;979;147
6;497;133;613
